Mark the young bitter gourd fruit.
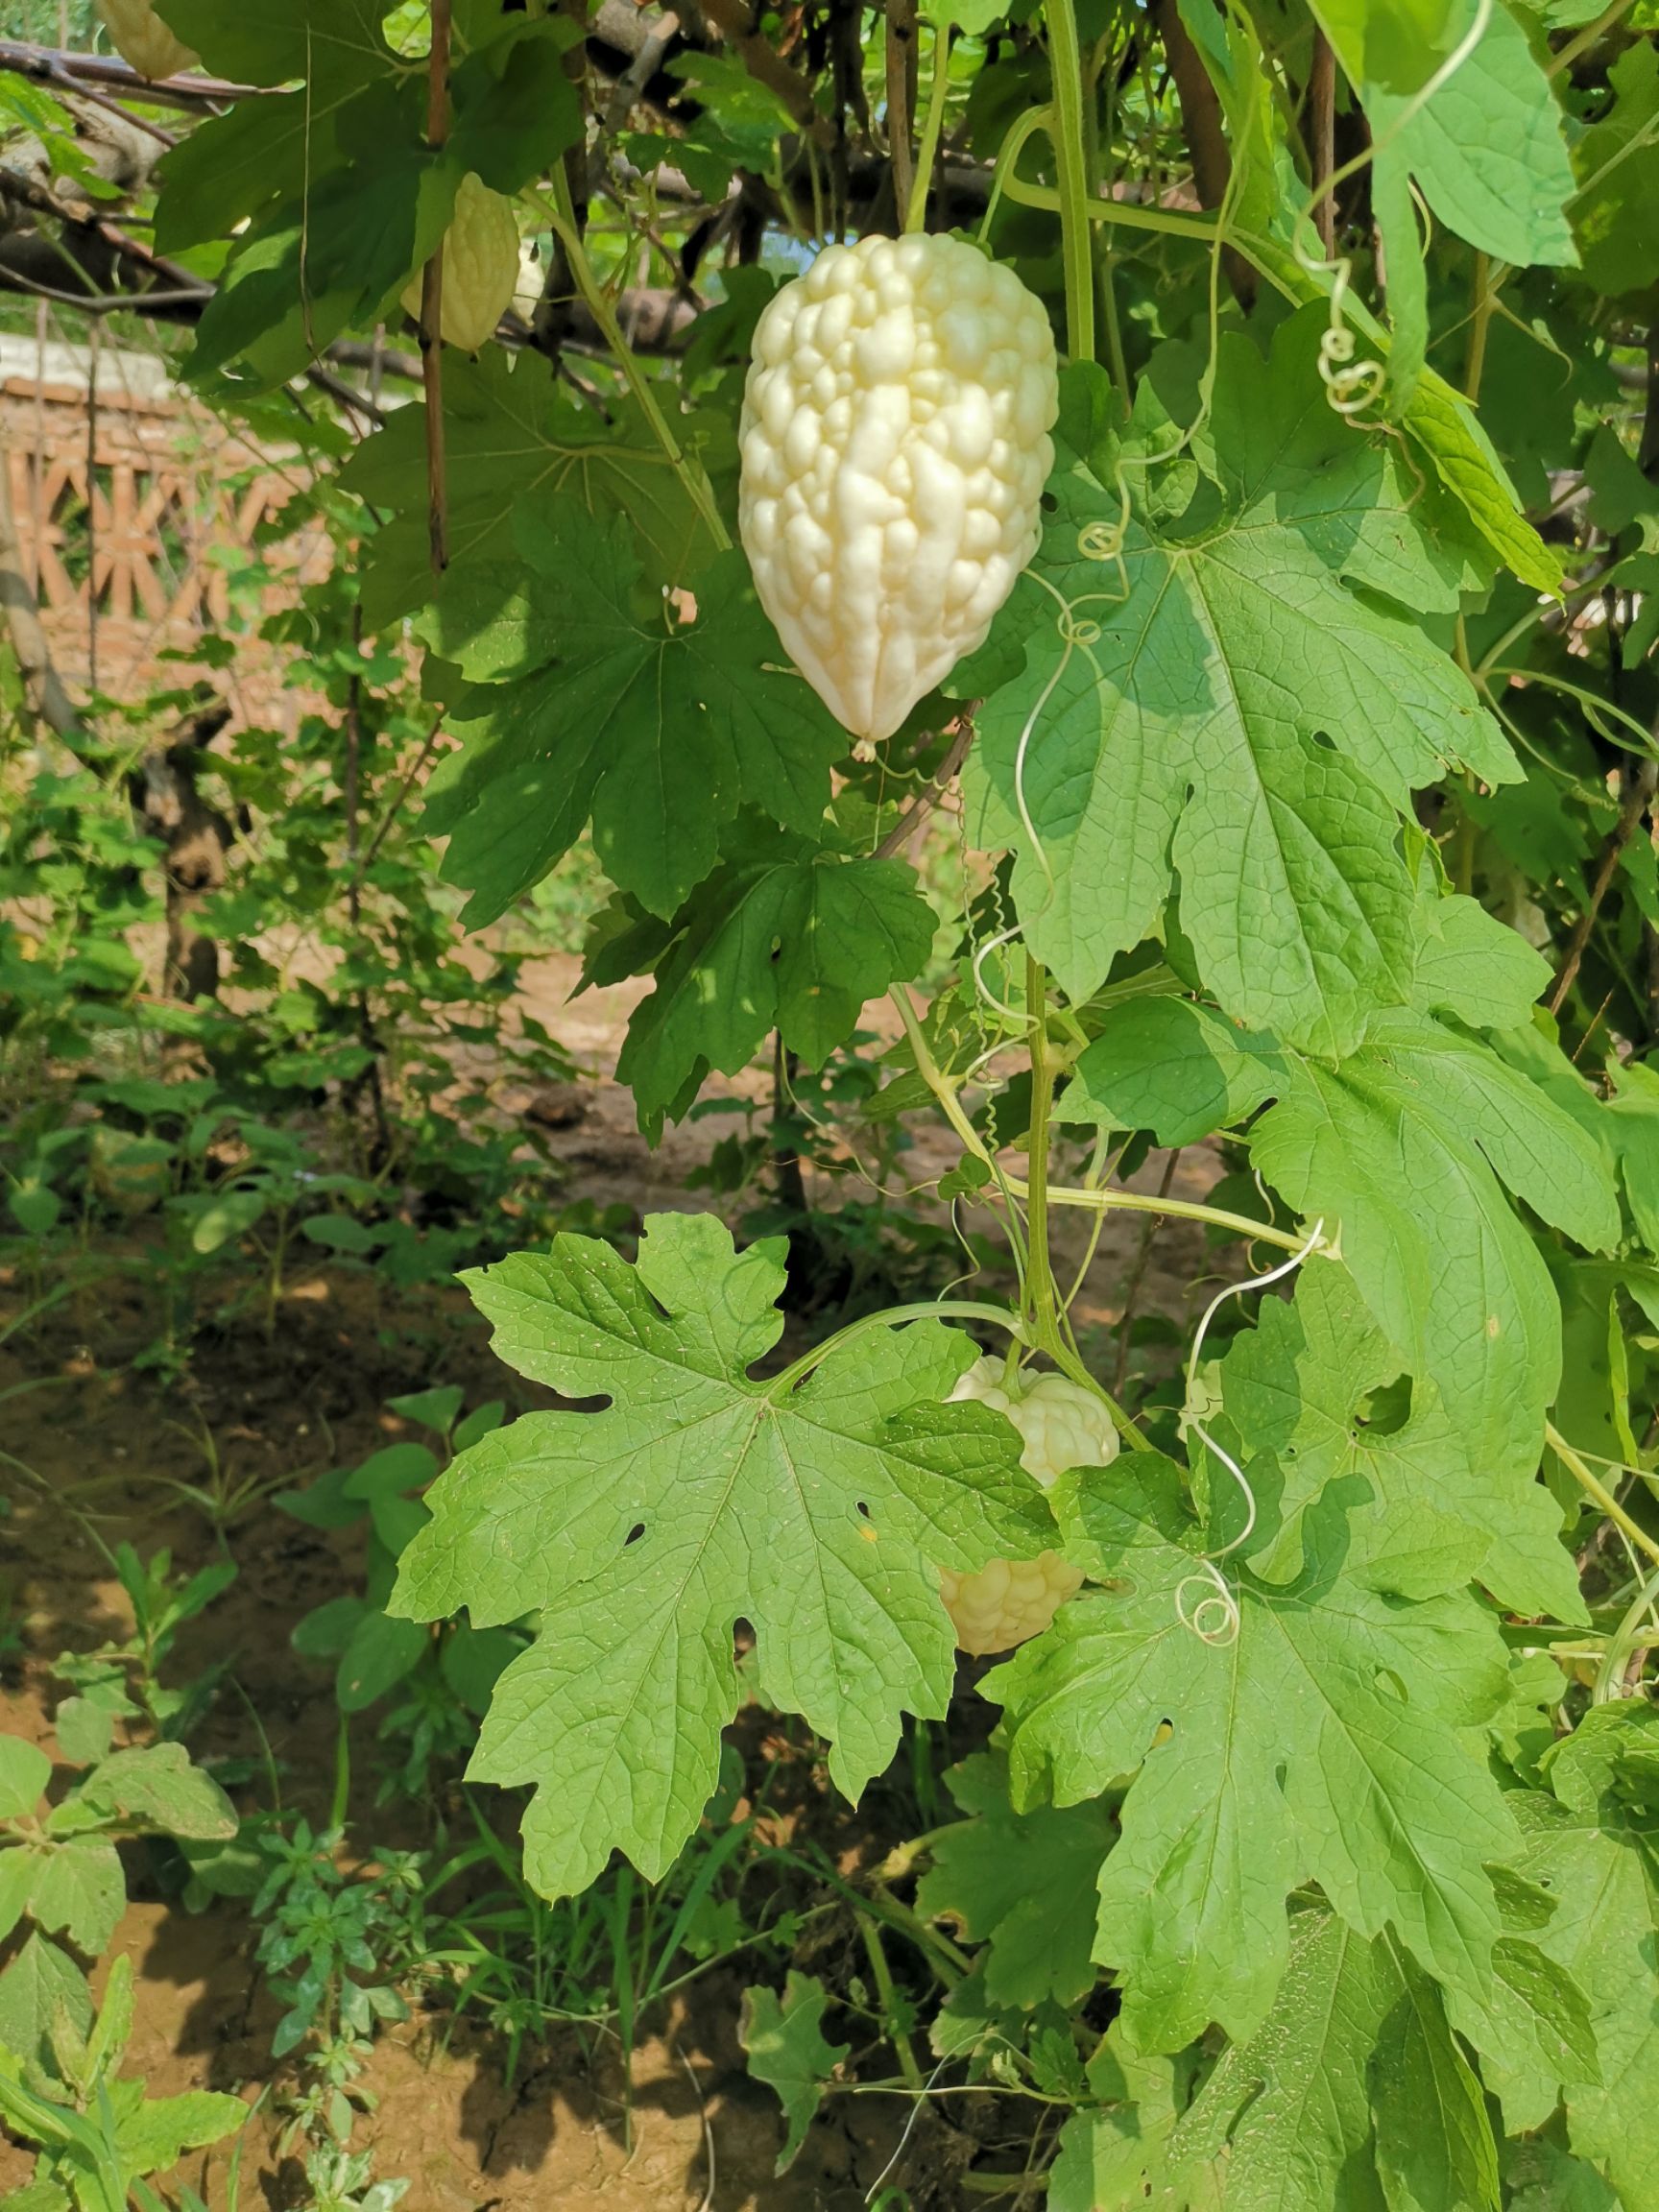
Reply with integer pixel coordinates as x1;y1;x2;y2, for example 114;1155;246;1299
937;1359;1118;1655
737;231;1059;742
95;0;197;80
400;173;520;355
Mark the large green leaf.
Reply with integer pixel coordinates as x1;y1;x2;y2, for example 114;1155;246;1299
962;321;1513;1052
1166;1908;1499;2212
1057;997;1278;1146
1214;1261;1583;1621
738;1972;848;2175
1371;1949;1503;2211
1067;999;1617;1483
391;1214;1048;1896
915;1752;1114;2009
1569;40;1659;298
185;105;452;391
343;349;716;626
416;517;846;923
1514;1709;1659;2211
613;827;938;1118
1309;0;1460;92
1399;372;1565;594
155;0;397;84
1410;888;1551;1029
154;9;579;390
1360;0;1576;267
1248;1006;1618;1482
1048;2027;1199;2210
987;1457;1516;2052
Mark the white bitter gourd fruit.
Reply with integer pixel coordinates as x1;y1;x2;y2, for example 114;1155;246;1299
400;173;520;354
937;1359;1118;1655
737;231;1058;742
95;0;197;79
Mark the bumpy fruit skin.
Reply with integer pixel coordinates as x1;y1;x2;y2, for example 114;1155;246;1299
938;1551;1085;1661
737;232;1058;743
96;0;197;79
937;1359;1118;1656
401;173;519;354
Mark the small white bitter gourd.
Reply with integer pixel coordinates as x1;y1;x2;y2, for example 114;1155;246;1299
95;0;197;80
401;172;520;354
938;1358;1118;1656
738;231;1059;742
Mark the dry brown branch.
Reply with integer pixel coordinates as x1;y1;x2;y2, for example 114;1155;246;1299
129;699;237;1001
874;720;974;859
1308;31;1334;252
884;0;918;228
1152;0;1254;305
1548;756;1658;1016
0;39;261;110
1114;1148;1182;1396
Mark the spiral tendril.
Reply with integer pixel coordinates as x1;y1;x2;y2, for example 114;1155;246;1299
1173;1216;1328;1647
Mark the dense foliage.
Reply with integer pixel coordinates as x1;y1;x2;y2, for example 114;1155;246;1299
4;0;1659;2201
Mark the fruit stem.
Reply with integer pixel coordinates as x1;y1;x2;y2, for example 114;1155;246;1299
905;24;953;235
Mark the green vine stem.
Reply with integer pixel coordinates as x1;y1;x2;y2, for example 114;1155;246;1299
890;988;1325;1257
998;159;1221;244
1043;0;1097;359
1022;953;1061;1357
541;172;731;553
1593;1561;1659;1703
858;1915;926;2092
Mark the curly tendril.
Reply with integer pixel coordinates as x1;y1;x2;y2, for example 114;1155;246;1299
1174;1217;1329;1647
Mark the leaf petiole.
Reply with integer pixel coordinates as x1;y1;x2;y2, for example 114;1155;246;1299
768;1299;1027;1396
905;23;953;235
538;174;731;554
1546;1423;1659;1574
1592;1561;1659;1702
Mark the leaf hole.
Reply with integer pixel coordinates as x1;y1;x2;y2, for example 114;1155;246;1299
625;1522;646;1546
1358;1374;1413;1436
